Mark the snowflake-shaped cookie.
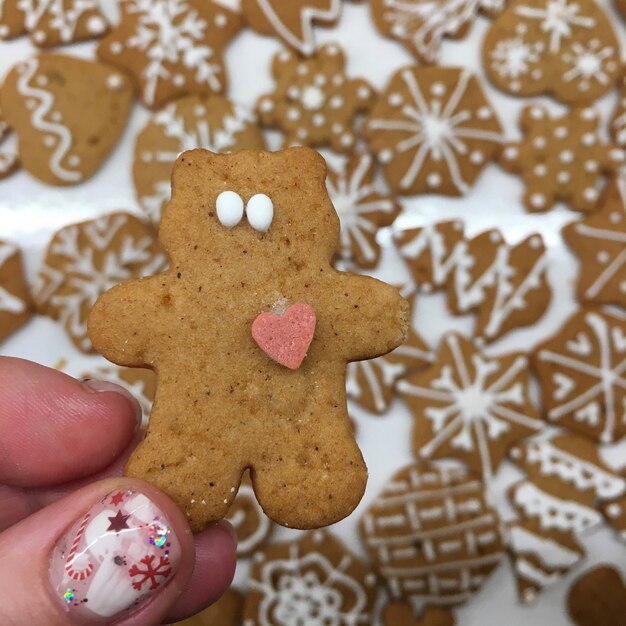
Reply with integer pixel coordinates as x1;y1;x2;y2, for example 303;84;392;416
134;95;265;225
398;333;543;480
326;152;401;268
533;308;626;444
395;221;551;343
562;176;626;310
482;0;622;104
364;66;503;196
360;463;505;610
256;44;376;153
0;0;111;46
371;0;506;64
244;530;378;625
97;0;241;109
0;241;32;344
34;213;167;353
499;105;625;213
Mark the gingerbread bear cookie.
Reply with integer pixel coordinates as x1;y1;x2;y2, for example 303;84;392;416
363;67;503;197
563;176;626;310
482;0;622;104
35;212;166;353
0;0;112;46
0;54;133;186
0;241;33;344
371;0;505;64
256;44;376;153
97;0;242;109
499;105;625;213
568;566;626;626
241;0;341;56
134;95;265;225
88;148;409;532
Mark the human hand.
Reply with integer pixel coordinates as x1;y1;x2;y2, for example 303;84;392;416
0;357;237;625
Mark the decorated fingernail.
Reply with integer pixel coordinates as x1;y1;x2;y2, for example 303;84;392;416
49;490;181;621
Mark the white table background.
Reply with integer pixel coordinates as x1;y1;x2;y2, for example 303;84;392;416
1;1;626;623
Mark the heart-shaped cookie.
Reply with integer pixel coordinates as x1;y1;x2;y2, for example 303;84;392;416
0;54;133;186
252;302;316;370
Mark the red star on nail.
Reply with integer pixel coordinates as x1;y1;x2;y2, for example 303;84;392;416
110;492;125;506
107;510;130;533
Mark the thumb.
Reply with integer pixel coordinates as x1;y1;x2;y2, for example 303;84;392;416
0;477;223;625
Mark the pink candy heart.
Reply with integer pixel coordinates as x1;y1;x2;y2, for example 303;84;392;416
251;302;317;370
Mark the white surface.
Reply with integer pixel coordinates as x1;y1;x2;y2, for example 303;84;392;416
1;3;626;624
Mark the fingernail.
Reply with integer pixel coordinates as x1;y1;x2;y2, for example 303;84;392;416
49;490;181;620
216;519;238;545
81;379;143;426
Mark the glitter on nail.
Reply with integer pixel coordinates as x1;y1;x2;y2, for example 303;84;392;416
63;589;75;603
148;521;170;548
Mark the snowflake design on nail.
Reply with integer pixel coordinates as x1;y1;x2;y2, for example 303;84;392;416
245;531;377;626
499;105;625;213
33;213;167;353
129;555;172;590
134;95;264;225
256;43;376;153
398;333;543;480
326;152;401;268
533;309;626;444
98;0;241;108
364;67;503;196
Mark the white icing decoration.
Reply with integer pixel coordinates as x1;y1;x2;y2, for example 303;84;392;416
16;58;81;182
537;311;626;443
246;194;273;233
509;525;580;568
398;334;542;480
121;0;224;106
216;191;244;228
562;40;616;92
253;0;341;56
367;69;503;194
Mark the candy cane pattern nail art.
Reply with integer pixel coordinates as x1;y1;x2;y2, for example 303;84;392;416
134;95;265;226
482;0;621;104
50;490;181;620
532;308;626;444
398;333;543;481
360;464;504;610
364;66;503;196
0;241;33;344
562;175;626;310
499;105;625;213
33;213;167;353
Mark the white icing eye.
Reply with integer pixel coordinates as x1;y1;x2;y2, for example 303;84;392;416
216;191;244;229
246;194;274;233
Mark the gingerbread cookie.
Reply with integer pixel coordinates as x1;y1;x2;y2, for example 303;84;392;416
611;78;626;148
482;0;621;104
0;106;19;180
532;308;626;444
568;566;626;626
88;148;409;532
371;0;505;64
225;472;274;557
601;497;626;543
399;333;542;481
395;221;550;342
360;464;504;609
499;105;625;213
256;44;376;153
241;0;341;56
177;589;243;626
134;95;265;225
35;212;166;353
562;177;626;309
326;152;401;269
97;0;241;109
0;54;133;186
363;66;503;196
383;601;456;626
79;365;156;427
0;241;33;344
0;0;111;46
244;530;378;626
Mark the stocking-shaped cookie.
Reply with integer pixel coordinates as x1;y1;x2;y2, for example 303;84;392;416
89;147;409;532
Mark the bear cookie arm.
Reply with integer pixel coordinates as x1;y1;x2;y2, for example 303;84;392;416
88;147;409;532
